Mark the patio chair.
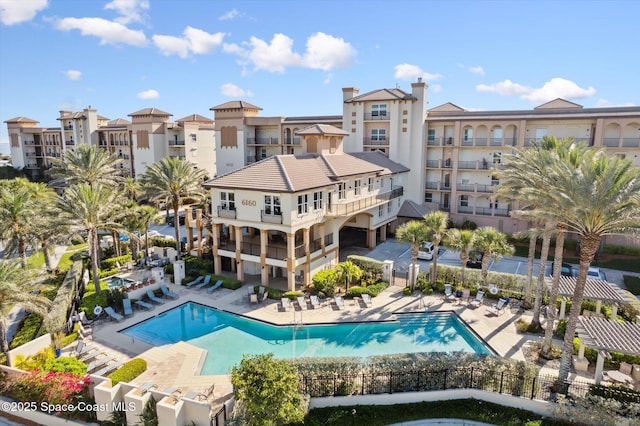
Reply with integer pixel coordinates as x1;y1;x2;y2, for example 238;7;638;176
468;291;485;308
250;293;259;304
185;276;204;288
443;284;456;302
87;356;114;373
160;285;179;299
207;280;224;294
135;300;153;310
93;360;123;377
281;297;291;311
78;323;93;339
258;286;265;296
122;299;133;316
195;275;212;290
310;295;320;309
362;294;373;307
260;291;269;303
79;349;106;362
78;311;94;327
297;296;307;310
104;306;124;322
146;290;165;305
486;297;509;316
334;296;345;310
73;341;97;358
459;288;470;303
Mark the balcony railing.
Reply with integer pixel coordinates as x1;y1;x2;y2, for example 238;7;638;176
23;140;35;145
284;137;301;145
247;137;280;145
622;138;640;147
310;238;322;253
461;139;473;147
327;186;403;216
65;140;75;145
63;125;73;130
456;183;495;193
217;206;236;219
261;210;283;224
474;138;488;146
363;137;389;146
168;140;185;146
425;160;439;168
364;112;391;121
458;205;474;214
427;137;455;146
324;233;334;246
439;204;450;212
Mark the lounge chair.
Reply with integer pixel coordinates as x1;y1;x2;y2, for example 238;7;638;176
362;294;373;307
258;286;265;297
78;311;94;327
160;285;179;299
122;299;133;316
250;293;258;304
93;360;123;377
185;276;204;288
486;297;509;316
310;295;320;309
297;296;307;310
135;300;153;310
459;288;471;303
281;297;291;311
195;275;212;290
334;296;345;310
79;349;106;362
87;356;113;373
78;323;93;340
260;291;269;303
468;291;485;308
146;290;165;305
443;284;456;302
104;306;124;322
73;341;97;358
207;280;224;294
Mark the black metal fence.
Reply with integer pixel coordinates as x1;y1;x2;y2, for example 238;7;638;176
298;367;638;403
212;403;227;426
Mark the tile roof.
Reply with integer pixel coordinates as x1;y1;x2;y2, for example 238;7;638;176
547;276;631;304
398;200;433;219
128;108;172;117
576;317;640;356
175;114;213;123
204;153;408;193
348;151;410;175
345;88;416;103
106;118;131;126
283;115;342;124
3;116;39;123
210;101;262;111
296;124;349;136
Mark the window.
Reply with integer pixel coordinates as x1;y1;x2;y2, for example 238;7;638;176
371;129;386;141
490;199;499;209
493;152;502;164
460;195;469;207
220;192;235;210
338;182;346;200
425;192;433;202
378;205;384;217
491;175;500;186
260;148;267;159
313;191;323;210
354;179;362;196
463;128;473;142
371;104;387;117
297;194;308;215
492;128;503;141
535;128;547;142
427;129;435;142
387;201;392;214
380;177;385;188
368;177;374;192
264;195;281;215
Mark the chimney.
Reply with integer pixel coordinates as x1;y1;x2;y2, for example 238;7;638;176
342;87;359;102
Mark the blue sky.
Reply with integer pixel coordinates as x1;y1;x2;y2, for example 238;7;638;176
1;0;639;155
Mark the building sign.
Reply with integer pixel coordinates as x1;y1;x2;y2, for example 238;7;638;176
241;200;257;206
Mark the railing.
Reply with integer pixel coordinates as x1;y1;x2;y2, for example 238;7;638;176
284;137;301;145
424;181;439;190
63;125;73;130
324;233;334;246
461;139;473;146
168;140;185;146
427;137;455;146
217;206;236;219
504;137;517;146
247;137;280;145
474;138;488;146
425;160;439;168
439;204;450;211
310;238;322;253
363;137;389;146
23;140;35;145
119;154;130;160
297;367;635;403
457;183;475;192
477;184;494;193
327;186;403;216
364;112;391;120
622;138;640;147
490;138;503;146
65;140;75;145
457;205;474;214
261;210;283;224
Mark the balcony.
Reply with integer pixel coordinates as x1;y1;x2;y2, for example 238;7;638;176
324;233;334;246
218;237;307;260
284;137;301;145
458;205;474;214
169;140;185;146
247;137;280;145
364;112;391;121
439;204;450;212
217;206;236;219
118;154;130;160
63;125;73;130
427;137;455;146
327;186;403;216
458;160;490;170
65;140;75;146
474;206;510;217
474;138;488;146
425;160;439;168
363;137;389;146
622;138;640;148
261;210;283;224
461;139;474;147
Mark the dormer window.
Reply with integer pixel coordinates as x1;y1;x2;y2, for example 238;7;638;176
371;104;387;117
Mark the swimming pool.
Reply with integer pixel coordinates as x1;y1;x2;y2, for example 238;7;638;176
121;302;492;375
102;276;137;290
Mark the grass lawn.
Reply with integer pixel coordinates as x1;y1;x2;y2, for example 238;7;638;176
66;242;88;252
623;275;640;295
302;399;573;426
26;250;45;269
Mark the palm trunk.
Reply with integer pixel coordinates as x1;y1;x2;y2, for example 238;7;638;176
532;233;551;327
558;233;600;386
145;229;150;260
481;250;491;287
18;237;27;269
131;237;139;262
524;233;537;305
173;196;181;260
410;246;418;291
431;242;439;286
42;241;53;272
90;228;101;295
1;318;10;364
543;229;565;354
460;254;468;284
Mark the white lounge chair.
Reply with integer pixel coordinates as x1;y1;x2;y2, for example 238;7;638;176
207;280;224;294
195;275;212;290
185;276;204;288
160;285;178;299
310;295;320;309
362;294;373;307
334;296;345;310
87;356;113;373
297;296;307;310
93;360;123;377
250;293;258;304
468;291;485;308
281;298;291;311
146;290;165;305
260;291;269;303
104;306;124;322
135;300;153;310
486;297;509;316
443;284;456;301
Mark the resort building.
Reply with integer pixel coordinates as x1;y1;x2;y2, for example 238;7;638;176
203;124;409;291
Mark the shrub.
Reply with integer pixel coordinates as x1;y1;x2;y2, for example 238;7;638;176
150;236;176;248
80;280;109;320
106;288;126;311
62;331;79;347
221;276;242;290
515;318;543;334
555;320;568;338
312;269;337;296
365;281;389;297
108;358;147;385
402;287;412;296
346;255;384;281
97;267;120;279
45;357;88;376
11;370;89;406
346;286;368;298
9;314;44;349
282;291;304;300
100;254;133;270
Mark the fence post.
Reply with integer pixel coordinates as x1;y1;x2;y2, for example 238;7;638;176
361;373;365;395
389;372;393;394
469;367;474;388
499;371;504;394
443;369;448;390
531;377;536;399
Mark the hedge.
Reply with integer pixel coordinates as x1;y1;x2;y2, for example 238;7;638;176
100;254;132;270
45;357;88;376
282;291;304;300
181;273;241;290
346;255;384;278
98;267;119;279
44;260;82;334
150;236;177;248
80;281;110;320
108;358;147;384
9;314;43;349
346;281;389;298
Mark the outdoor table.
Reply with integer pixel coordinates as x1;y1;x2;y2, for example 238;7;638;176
606;370;633;384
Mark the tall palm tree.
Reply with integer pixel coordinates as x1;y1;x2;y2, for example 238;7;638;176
32;207;70;273
396;220;429;290
140;157;207;260
422;211;449;286
523;230;538;307
120;177;141;201
531;226;553;327
335;261;363;293
474;227;514;287
57;183;125;295
138;205;159;258
0;260;52;362
542;224;567;355
51;144;123;188
444;228;476;285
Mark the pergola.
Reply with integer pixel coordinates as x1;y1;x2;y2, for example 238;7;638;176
575;316;640;384
546;276;631;321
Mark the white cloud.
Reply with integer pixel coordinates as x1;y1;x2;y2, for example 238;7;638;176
323;73;333;84
137;89;159;99
219;8;241;20
394;63;442;81
469;66;485;76
431;84;442;93
55;17;147;47
153;27;226;58
477;78;596;104
104;0;149;24
0;0;48;25
302;32;355;70
64;70;82;80
597;99;635;107
220;83;254;98
226;32;356;73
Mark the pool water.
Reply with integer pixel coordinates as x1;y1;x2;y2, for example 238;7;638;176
103;276;137;289
121;303;492;375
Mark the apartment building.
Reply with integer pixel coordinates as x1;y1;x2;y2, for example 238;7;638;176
204;125;408;290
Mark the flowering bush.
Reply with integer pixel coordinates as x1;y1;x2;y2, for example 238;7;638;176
10;370;89;406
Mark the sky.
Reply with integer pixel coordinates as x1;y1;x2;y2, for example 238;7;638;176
1;0;639;155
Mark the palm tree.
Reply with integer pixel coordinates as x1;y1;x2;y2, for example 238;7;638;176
523;231;538;307
51;144;123;188
474;227;514;287
422;211;449;286
335;261;363;293
531;225;552;328
542;224;567;355
444;228;476;285
120;177;141;201
396;220;429;290
138;205;159;259
57;183;125;295
0;260;52;362
32;208;70;273
140;157;207;260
